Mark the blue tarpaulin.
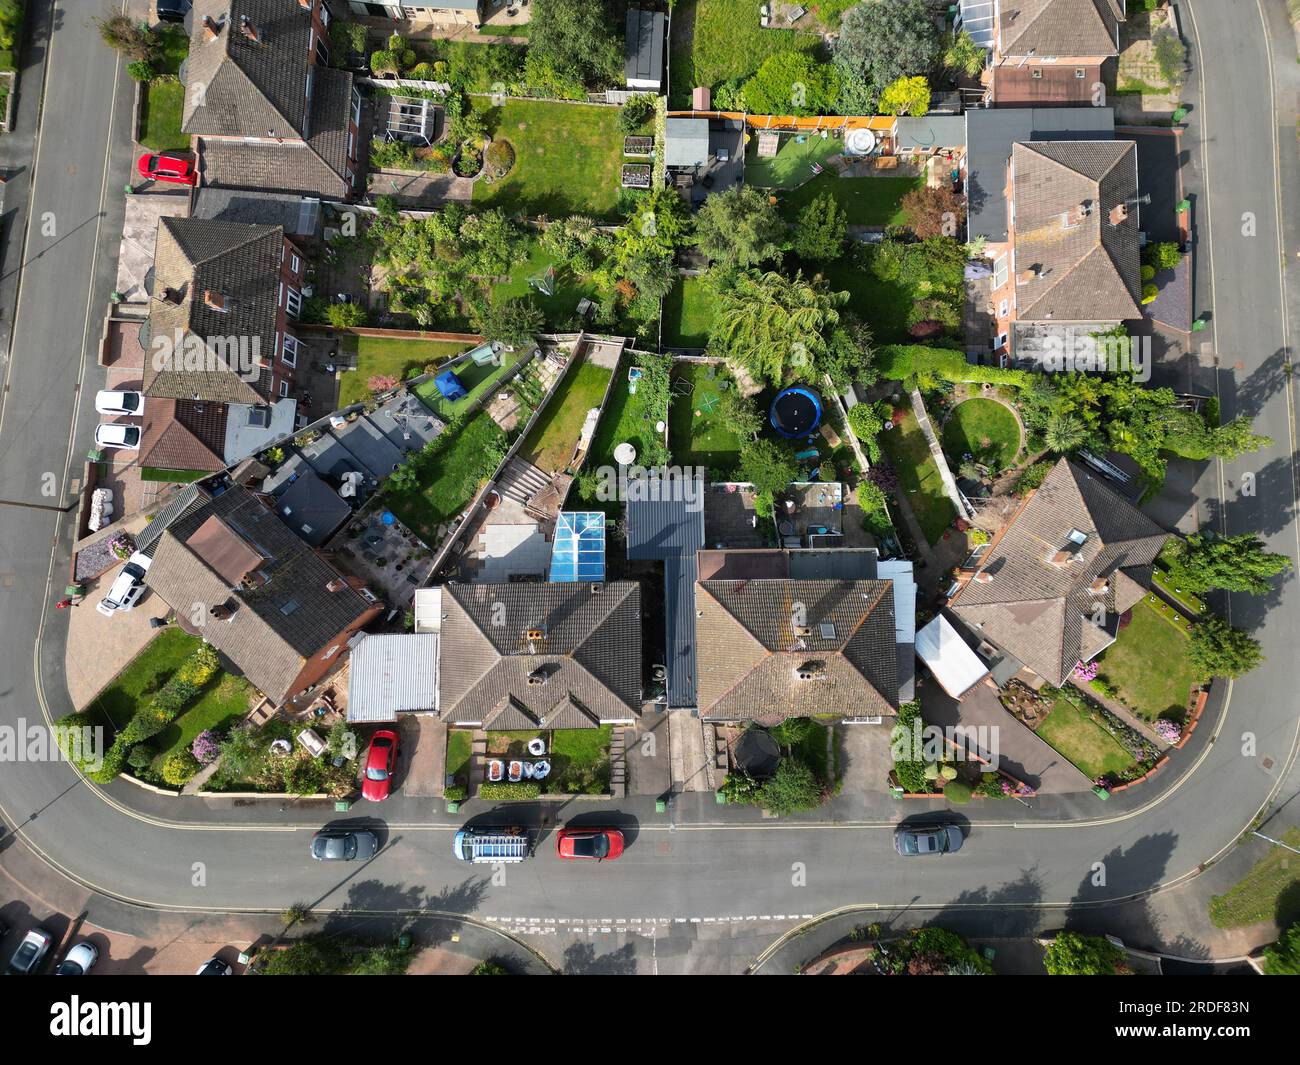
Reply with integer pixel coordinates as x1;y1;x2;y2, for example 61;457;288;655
435;369;468;400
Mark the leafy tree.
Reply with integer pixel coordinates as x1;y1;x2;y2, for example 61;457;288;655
877;75;931;117
1153;26;1187;88
833;0;941;113
741;51;841;116
793;192;848;262
708;269;847;386
1264;922;1300;975
1043;932;1126;975
900;184;966;240
471;960;512;975
326;302;368;327
847;400;890;462
541;215;608;275
1188;615;1264;681
694;185;788;268
525;0;621;94
618;93;656;133
1043;411;1088;454
821;314;877;391
739;437;799;497
95;15;159;62
1163;533;1292;595
756;758;824;815
944;30;987;77
717;388;763;441
471;296;544;349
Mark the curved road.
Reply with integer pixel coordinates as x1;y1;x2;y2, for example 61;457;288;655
0;2;1297;951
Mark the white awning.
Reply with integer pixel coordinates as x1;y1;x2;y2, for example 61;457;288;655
916;614;989;699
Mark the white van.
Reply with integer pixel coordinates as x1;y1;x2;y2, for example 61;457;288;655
452;827;531;863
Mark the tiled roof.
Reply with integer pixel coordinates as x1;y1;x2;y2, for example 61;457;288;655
1011;140;1142;322
949;459;1168;686
695;579;900;721
1000;0;1124;58
438;582;642;725
136;484;214;556
139;398;228;473
144;486;376;704
145;217;284;404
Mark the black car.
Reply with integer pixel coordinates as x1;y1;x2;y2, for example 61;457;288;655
156;0;192;24
893;823;964;856
311;830;380;862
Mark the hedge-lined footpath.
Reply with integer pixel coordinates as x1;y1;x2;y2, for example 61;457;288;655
877;345;1033;388
60;644;221;783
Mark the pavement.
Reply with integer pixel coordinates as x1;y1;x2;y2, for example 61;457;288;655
0;0;1297;976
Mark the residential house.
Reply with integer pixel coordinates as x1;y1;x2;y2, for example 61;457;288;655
343;1;482;27
946;458;1168;688
625;8;667;93
141;216;307;479
183;0;361;200
437;582;643;728
988;0;1126;107
145;485;383;707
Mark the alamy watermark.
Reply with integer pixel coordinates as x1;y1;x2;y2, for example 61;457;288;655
1039;331;1152;383
585;464;706;508
891;718;1000;771
0;719;104;772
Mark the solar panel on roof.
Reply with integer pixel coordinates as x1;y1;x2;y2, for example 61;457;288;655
550;512;606;583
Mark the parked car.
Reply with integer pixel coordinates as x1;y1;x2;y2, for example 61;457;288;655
453;827;531;863
156;0;193;24
893;823;964;856
7;928;53;974
360;729;399;802
556;827;625;861
137;151;197;185
311;830;380;862
55;941;99;976
195;956;232;975
94;389;144;416
94;422;141;451
96;551;152;617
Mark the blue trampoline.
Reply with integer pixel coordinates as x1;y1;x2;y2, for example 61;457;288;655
434;369;468;401
550;512;606;582
770;386;823;439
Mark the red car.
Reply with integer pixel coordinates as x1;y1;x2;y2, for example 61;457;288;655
137;151;197;185
360;729;399;802
556;827;624;861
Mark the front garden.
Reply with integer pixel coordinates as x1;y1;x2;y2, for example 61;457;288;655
719;718;840;815
1091;597;1201;721
479;726;613;798
137;25;190;152
1208;828;1300;930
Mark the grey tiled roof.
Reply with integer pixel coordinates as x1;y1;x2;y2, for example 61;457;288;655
136;484;214;556
1011;140;1142;322
695;579;900;721
196;137;351;200
145;217;284;403
1000;0;1124;58
438;582;642;725
949;459;1168;686
145;486;376;704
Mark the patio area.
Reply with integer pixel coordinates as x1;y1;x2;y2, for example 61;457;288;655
328;510;434;606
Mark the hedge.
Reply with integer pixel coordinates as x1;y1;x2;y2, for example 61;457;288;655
877;344;1033;388
478;781;541;800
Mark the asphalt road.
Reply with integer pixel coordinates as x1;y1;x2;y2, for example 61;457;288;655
0;1;1298;956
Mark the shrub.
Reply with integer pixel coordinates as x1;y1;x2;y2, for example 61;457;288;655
1144;241;1182;270
192;729;221;765
444;785;467;803
1043;931;1126;975
1016;460;1053;495
479;781;540;800
1141;283;1158;304
942;780;972;804
618;93;656;132
161;750;201;787
484;138;516;177
1152;27;1187;88
877;344;1032;388
367;374;399;395
756;759;825;815
1264;922;1300;975
126;60;155;83
283;757;325;796
1141;264;1156;282
327;301;368;327
127;745;154;771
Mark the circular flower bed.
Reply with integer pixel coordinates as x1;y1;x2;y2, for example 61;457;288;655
484;138;515;179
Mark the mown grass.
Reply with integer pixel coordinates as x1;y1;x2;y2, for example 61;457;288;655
339;336;472;409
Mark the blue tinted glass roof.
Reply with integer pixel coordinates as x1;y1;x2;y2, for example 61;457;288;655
550;511;606;582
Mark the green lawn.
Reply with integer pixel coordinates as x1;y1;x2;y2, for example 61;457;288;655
493;234;603;329
139;27;191;153
662;276;716;348
385;410;507;542
583;357;667;478
1036;692;1137;780
413;349;521;419
339;336;472;409
744;134;843;189
668;361;744;474
86;628;201;733
1094;599;1201;720
550;725;613;794
1209;828;1300;929
1151;565;1206;617
777;174;919;227
942;398;1022;470
471;99;627;219
668;0;821;107
151;673;254;764
878;407;956;544
446;729;472;786
522;357;613;473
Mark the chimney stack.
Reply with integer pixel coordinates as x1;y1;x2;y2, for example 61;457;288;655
203;16;221;41
240;16;260;43
1109;202;1129;227
1016;265;1040;285
326;577;347;593
1049;549;1071;566
210;603;233;620
203;290;228;313
1089;575;1109;594
973;571;994;584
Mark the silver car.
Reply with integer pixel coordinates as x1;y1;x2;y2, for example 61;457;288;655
311;830;380;861
893;823;964;856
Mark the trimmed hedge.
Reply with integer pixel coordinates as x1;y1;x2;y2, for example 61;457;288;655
478;781;541;800
877;344;1033;388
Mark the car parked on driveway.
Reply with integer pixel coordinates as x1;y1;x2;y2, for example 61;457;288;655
94;422;141;451
97;551;152;617
94;389;144;416
137;151;197;185
196;956;232;975
893;823;964;856
7;928;53;974
360;729;399;802
311;830;380;861
556;827;625;861
55;941;99;975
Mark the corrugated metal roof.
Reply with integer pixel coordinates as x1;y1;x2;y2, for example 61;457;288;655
347;633;439;722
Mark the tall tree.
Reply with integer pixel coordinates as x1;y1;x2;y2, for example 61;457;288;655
1188;615;1264;680
694;186;787;268
1043;412;1089;454
793;192;848;262
943;30;987;78
524;0;621;95
1163;533;1293;595
833;0;941;113
900;184;966;240
471;296;545;350
877;75;931;117
739;438;800;497
741;51;841;116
